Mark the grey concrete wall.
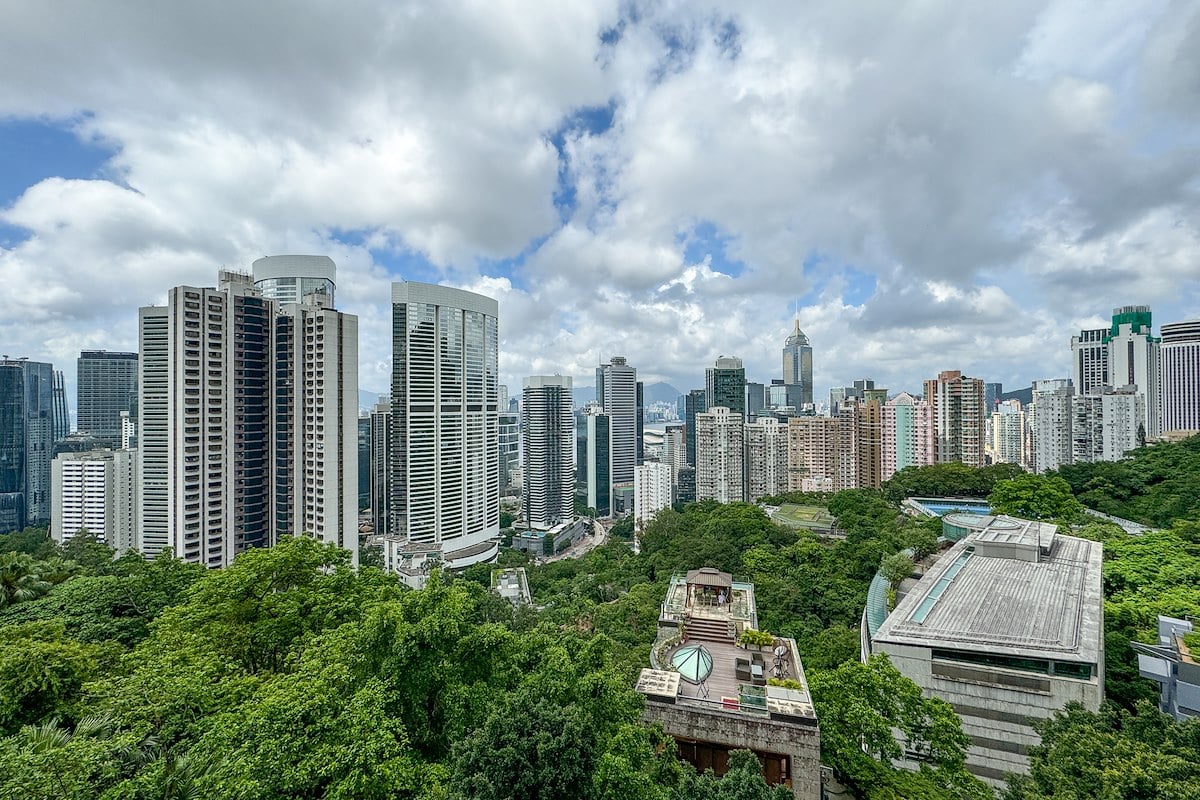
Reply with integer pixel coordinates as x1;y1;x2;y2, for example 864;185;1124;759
642;702;821;800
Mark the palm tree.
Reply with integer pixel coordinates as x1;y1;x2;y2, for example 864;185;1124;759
36;557;83;585
0;552;52;607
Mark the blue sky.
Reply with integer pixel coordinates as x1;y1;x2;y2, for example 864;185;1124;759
1;1;1198;408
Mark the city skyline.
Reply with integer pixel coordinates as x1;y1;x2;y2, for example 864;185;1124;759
2;3;1199;405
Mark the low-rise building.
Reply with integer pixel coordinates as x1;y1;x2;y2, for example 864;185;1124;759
635;569;821;799
863;519;1104;787
1134;615;1200;721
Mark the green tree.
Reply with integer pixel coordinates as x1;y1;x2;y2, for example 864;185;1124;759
879;552;914;588
0;527;57;560
987;474;1085;521
671;750;791;800
0;552;52;608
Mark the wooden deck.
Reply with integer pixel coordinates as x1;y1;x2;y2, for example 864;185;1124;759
668;640;758;703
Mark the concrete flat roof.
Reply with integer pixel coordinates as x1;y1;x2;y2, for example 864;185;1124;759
873;532;1103;663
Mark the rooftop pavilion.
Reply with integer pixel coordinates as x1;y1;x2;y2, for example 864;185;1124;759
636;569;820;799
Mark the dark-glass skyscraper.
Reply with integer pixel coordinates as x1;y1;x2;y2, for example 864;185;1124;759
77;351;138;448
782;320;813;407
684;389;707;468
0;358;64;531
706;356;746;416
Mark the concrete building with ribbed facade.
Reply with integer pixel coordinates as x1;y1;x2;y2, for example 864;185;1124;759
522;375;575;530
1159;318;1200;435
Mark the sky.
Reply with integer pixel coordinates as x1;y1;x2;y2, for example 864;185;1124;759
2;1;1198;410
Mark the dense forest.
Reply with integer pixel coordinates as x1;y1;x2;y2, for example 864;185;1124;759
2;442;1200;798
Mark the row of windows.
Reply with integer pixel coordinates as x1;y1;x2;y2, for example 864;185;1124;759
931;649;1093;680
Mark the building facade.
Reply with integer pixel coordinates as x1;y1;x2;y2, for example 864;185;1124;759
76;350;138;448
136;307;170;555
1159;319;1200;435
695;406;744;503
634;461;672;531
369;398;392;536
1030;379;1074;474
522;375;575;530
390;282;499;570
684;388;707;468
706;356;746;417
924;370;986;467
744;416;788;501
1070;328;1109;396
786;416;839;492
596;356;640;501
989;400;1026;467
0;358;68;532
1071;386;1144;464
51;449;136;552
782;320;814;408
1105;305;1160;438
577;403;612;516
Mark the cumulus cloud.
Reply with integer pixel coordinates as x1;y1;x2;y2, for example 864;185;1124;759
0;0;1197;406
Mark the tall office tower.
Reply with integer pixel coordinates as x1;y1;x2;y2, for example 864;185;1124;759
989;400;1026;466
684;388;707;467
596;356;639;497
744;416;788;501
675;464;696;504
357;415;371;512
77;351;138;447
1160;319;1200;434
695;406;744;503
786;415;840;492
782;320;814;407
766;379;789;410
636;380;645;466
882;391;931;482
1072;386;1144;464
498;405;520;491
706;356;746;416
252;254;336;305
521;376;575;530
745;382;766;421
634;461;672;531
51;449;135;551
983;382;1003;417
1030;378;1074;474
369;398;392;536
136;307;170;555
1105;305;1160;438
390;282;499;569
1071;327;1109;396
0;358;64;532
268;272;359;561
578;403;611;516
923;370;986;467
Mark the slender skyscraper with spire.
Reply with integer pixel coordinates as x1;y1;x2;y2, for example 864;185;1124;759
782;320;813;408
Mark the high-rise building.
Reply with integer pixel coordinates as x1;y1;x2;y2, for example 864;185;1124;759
390;282;499;570
882;392;933;482
522;376;575;530
76;351;138;448
498;404;520;491
663;424;686;479
983;382;1002;417
782;320;814;408
357;415;371;512
596;356;639;499
1071;327;1109;397
252;254;336;305
369;398;392;536
787;416;839;492
578;403;611;516
830;378;874;417
989;400;1026;466
137;259;359;567
684;389;707;467
1030;379;1074;474
845;395;884;489
633;461;672;531
1105;305;1160;438
695;406;744;503
923;370;986;467
1159;318;1200;434
0;358;66;532
1072;386;1144;464
51;449;135;552
136;306;170;555
744;416;788;501
746;381;766;421
706;356;746;416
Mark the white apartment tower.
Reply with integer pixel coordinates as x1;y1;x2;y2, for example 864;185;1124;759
51;449;136;552
390;282;499;569
1031;379;1074;474
924;370;986;467
522;375;575;530
744;416;788;501
137;259;359;568
695;406;744;503
1159;319;1200;435
1072;387;1144;464
989;400;1026;467
633;461;672;532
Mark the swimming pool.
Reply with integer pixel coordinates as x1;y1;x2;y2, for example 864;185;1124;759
909;498;991;516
